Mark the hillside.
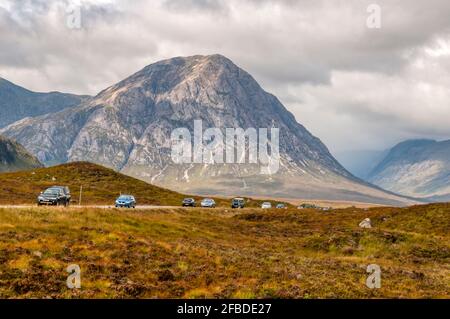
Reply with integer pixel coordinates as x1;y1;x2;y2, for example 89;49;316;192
0;161;273;207
0;55;414;206
0;162;190;206
0;77;89;129
368;139;450;199
0;135;43;173
0;203;448;298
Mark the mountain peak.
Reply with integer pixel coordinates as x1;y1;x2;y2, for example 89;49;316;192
395;139;436;148
369;138;450;198
0;55;414;205
96;54;255;107
152;54;232;66
0;77;89;129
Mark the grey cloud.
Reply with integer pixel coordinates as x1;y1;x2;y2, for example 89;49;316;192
0;0;450;152
163;0;228;14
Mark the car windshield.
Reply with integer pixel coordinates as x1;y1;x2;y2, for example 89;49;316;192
53;187;66;193
118;196;132;201
43;189;60;195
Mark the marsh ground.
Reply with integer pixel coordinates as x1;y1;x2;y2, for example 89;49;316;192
0;204;448;298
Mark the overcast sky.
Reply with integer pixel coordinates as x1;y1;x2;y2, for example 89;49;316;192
1;0;450;154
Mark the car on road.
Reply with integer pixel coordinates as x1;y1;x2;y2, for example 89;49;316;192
231;198;245;209
51;186;71;206
298;203;318;209
182;198;196;207
37;187;70;206
261;202;272;209
201;198;216;208
276;203;286;209
115;195;136;208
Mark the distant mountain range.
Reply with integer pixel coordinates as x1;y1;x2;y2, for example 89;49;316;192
0;55;415;205
0;77;89;128
0;135;43;173
368;139;450;200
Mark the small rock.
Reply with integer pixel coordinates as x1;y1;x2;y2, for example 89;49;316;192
157;269;175;281
342;246;355;255
359;218;372;229
32;251;43;258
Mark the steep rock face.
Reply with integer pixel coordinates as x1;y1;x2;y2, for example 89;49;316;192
368;139;450;198
0;77;89;128
1;55;413;205
0;135;43;172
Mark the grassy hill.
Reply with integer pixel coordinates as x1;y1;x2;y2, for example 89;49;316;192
0;203;448;298
0;162;277;207
0;162;187;206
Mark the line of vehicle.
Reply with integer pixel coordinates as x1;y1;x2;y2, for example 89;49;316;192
0;205;294;211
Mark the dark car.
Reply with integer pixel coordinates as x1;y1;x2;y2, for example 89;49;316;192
37;187;70;206
276;203;286;209
182;198;196;207
115;195;136;208
51;186;71;205
231;198;245;209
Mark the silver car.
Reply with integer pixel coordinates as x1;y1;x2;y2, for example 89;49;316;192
261;202;272;209
201;198;216;208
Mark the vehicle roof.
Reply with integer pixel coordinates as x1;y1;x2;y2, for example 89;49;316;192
233;198;245;200
50;186;69;192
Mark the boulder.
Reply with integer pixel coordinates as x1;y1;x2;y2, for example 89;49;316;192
359;218;372;229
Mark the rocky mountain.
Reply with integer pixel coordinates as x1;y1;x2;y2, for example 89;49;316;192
0;77;90;128
368;139;450;199
0;135;43;172
0;55;414;205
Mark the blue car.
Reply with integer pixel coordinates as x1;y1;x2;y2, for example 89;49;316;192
115;195;136;208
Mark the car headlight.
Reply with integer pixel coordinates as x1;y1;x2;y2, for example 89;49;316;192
38;196;44;200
